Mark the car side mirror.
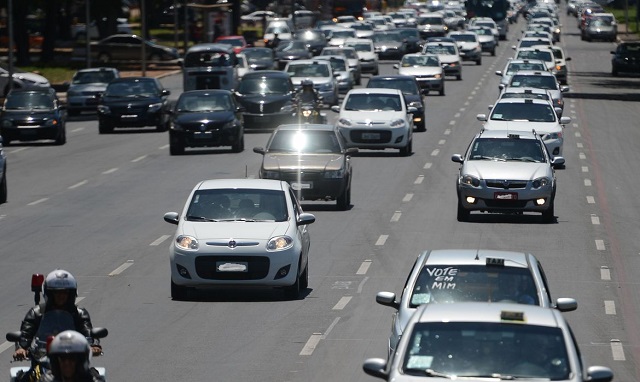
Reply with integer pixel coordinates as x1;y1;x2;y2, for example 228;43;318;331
297;212;316;226
495;70;503;76
376;291;399;309
345;147;358;155
393;63;399;69
559;116;571;125
565;57;571;61
162;89;171;96
253;147;266;155
407;106;418;113
163;212;179;225
451;154;464;163
477;113;487;121
551;156;565;168
560;86;570;92
330;105;340;112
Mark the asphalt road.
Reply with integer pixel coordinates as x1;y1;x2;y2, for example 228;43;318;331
0;7;639;382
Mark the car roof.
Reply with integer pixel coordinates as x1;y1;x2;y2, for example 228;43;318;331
75;67;119;73
275;123;338;132
179;89;232;97
477;129;540;139
241;70;291;79
494;98;551;104
347;88;403;95
412;302;563;327
511;69;556;77
502;87;550;94
110;77;156;83
369;74;417;81
286;59;332;66
419;249;533;268
196;178;285;191
186;43;236;54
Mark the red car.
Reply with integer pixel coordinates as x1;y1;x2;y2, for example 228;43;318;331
213;35;249;54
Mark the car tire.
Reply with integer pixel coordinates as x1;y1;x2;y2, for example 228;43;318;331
416;122;426;132
156;121;169;132
337;185;350;210
399;139;412;157
612;67;619;77
300;263;309;290
476;58;482;65
231;135;244;153
491;49;496;56
98;121;113;134
542;199;555;223
283;264;302;300
356;75;362;86
171;280;189;301
54;128;66;145
439;86;445;96
0;170;7;204
457;198;469;222
456;73;462;81
169;136;185;155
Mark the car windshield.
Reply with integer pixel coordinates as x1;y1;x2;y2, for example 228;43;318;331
619;43;640;55
176;93;232;112
347;43;373;52
506;62;547;74
372;33;402;42
286;63;330;77
184;51;234;67
217;38;243;47
268;130;342;153
590;17;613;27
237;77;290;94
471;28;492;36
344;93;402;111
368;79;419;95
402;322;570;380
419;17;443;24
104;81;158;97
519;40;551;48
320;58;346;71
425;45;456;55
516;50;553;62
401;55;440;67
72;71;117;84
276;40;307;51
476;21;495;29
331;30;355;38
501;92;549;100
187;189;288;222
4;92;54;110
510;75;557;90
244;49;273;60
398;29;419;38
451;34;476;42
352;24;373;31
469;138;546;162
490;102;556;122
409;265;540;307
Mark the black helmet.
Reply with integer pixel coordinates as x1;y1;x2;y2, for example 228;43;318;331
48;330;91;379
301;79;314;88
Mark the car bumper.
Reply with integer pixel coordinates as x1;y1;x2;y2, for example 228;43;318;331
359;60;378;73
480;41;496;52
243;112;293;130
459;50;481;61
264;173;348;200
457;184;554;213
443;63;462;76
338;126;410;149
170;126;242;148
1;125;62;141
416;77;444;91
98;111;165;128
67;95;101;111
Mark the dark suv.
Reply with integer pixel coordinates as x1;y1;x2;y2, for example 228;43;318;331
0;88;66;145
611;42;640;76
234;71;296;130
97;77;171;134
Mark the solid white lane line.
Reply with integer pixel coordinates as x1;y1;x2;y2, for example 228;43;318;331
333;296;352;310
587;196;595;204
150;235;171;246
414;175;424;184
357;277;368;293
102;168;118;174
601;267;611;280
611;340;626;361
584;179;592;186
375;235;388;246
356;260;372;275
605;300;616;315
109;260;134;276
76;297;85;303
300;333;322;356
28;198;48;206
8;147;28;154
582;166;589;172
591;216;600;225
403;193;413;202
323;317;341;339
431;149;440;156
596;240;606;251
68;180;88;189
423;163;432;169
390;211;402;222
131;155;147;163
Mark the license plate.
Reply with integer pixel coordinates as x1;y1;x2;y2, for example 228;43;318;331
194;132;212;139
494;192;518;200
291;182;312;190
120;114;138;118
362;132;380;140
19;128;37;135
216;262;248;272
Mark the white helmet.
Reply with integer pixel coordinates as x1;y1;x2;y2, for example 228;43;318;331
48;330;91;378
43;270;78;304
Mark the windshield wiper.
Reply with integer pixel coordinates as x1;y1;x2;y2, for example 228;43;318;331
186;215;218;222
215;218;257;222
424;368;453;379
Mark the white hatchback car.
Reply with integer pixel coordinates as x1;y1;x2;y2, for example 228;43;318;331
163;178;316;300
331;88;414;156
343;38;379;75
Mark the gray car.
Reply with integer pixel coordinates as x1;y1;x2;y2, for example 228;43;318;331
65;67;119;116
253;124;357;210
452;129;564;223
582;13;617;42
376;249;578;355
364;303;614;382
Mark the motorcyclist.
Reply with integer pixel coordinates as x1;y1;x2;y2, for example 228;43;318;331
270;33;281;50
13;270;102;362
41;330;104;382
297;79;319;105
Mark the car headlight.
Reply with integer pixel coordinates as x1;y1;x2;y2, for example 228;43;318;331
302;109;313;117
434;74;441;79
338;118;352;127
390;119;406;127
532;177;551;189
261;170;280;179
408;101;422;109
324;168;346;178
222;121;236;129
171;122;183;131
148;102;163;113
176;235;198;250
461;174;481;187
97;105;110;114
2;119;12;128
267;235;294;251
543;132;563;140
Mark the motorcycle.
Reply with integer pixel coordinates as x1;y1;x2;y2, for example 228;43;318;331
292;97;327;124
6;275;108;382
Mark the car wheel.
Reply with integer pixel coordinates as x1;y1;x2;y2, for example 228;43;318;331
439;85;445;96
491;49;496;56
476;58;482;65
98;121;113;134
156;121;169;132
356;75;362;86
542;199;555;223
283;264;301;300
300;263;309;290
171;280;189;301
399;139;412;157
169;134;185;155
337;186;350;210
457;198;469;222
456;73;462;81
417;121;426;132
0;170;7;204
54;128;66;145
231;135;244;153
612;67;619;77
97;53;110;64
374;67;379;75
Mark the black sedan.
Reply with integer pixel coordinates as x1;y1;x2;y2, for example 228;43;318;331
90;34;179;64
366;75;427;132
242;47;277;70
97;77;171;134
234;71;296;131
168;90;244;155
0;88;66;145
274;40;312;70
372;32;409;60
396;28;426;53
611;41;640;77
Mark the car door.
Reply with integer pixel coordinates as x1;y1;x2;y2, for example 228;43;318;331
289;188;311;259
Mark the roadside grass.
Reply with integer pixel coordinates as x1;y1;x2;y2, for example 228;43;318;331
606;7;639;34
21;65;80;84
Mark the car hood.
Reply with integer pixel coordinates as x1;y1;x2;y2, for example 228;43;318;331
457;42;479;50
340;109;405;121
483;120;561;134
477;35;494;43
179;220;290;240
12;71;49;85
248;58;274;68
261;153;345;171
100;95;163;106
374;41;403;49
1;110;58;120
437;54;459;63
355;52;377;60
290;77;332;86
463;161;551;180
173;111;235;124
399;66;442;76
68;83;108;93
236;93;291;108
276;51;310;59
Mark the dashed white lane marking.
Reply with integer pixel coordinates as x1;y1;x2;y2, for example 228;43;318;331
464;101;470;106
584;179;592;186
8;147;28;154
108;260;134;276
356;260;372;275
150;235;171;246
431;149;440;156
0;341;13;354
576;142;583;148
28;198;48;206
0;214;6;221
611;340;626;361
403;193;413;202
575;132;581;138
596;240;606;251
591;215;600;225
375;235;388;246
605;300;616;315
579;153;586;159
68;180;88;189
438;139;446;145
444;129;451;135
102;168;118;174
449;120;456;125
70;127;84;133
423;162;432;169
573;124;579;129
467;95;473;100
454;113;460;118
357;277;368;293
582;166;588;172
414;175;424;184
459;107;466;112
601;267;611;280
131;155;147;163
159;144;169;150
587;196;595;204
391;211;402;222
333;296;352;310
300;333;322;356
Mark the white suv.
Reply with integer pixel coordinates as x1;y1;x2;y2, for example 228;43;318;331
331;88;414;156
